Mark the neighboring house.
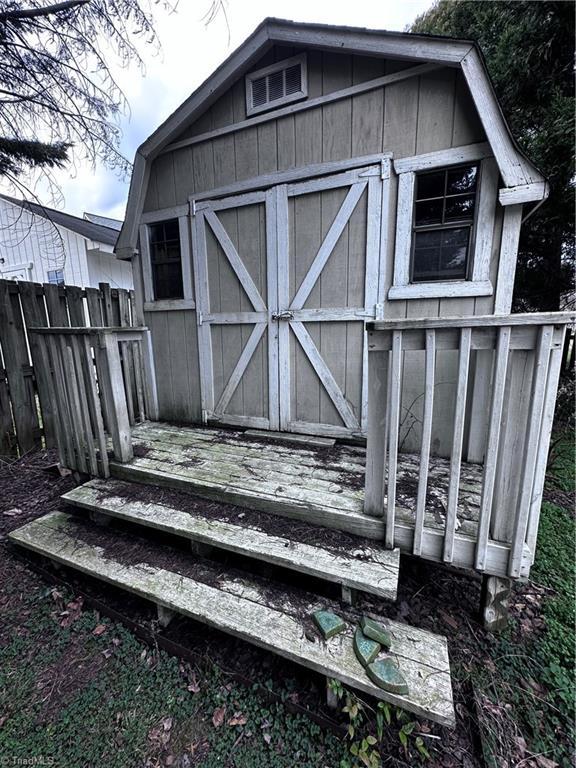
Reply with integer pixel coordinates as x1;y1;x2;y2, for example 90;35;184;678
0;194;133;289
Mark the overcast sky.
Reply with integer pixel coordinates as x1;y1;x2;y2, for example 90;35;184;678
1;0;433;221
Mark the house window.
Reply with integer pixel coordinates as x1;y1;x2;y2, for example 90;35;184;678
149;219;183;300
245;54;307;116
411;165;478;282
47;269;65;285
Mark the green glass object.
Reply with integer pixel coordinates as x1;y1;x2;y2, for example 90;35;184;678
366;658;409;696
312;610;346;640
360;616;392;649
353;627;380;667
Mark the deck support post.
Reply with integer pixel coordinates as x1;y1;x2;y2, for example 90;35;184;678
481;575;511;632
341;585;356;606
89;510;111;527
157;604;175;628
326;680;339;710
190;540;214;558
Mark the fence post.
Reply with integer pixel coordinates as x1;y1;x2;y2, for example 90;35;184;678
96;331;133;463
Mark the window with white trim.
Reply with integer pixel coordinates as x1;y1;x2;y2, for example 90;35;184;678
411;164;478;282
47;268;65;285
389;148;498;301
245;54;307;117
148;219;183;300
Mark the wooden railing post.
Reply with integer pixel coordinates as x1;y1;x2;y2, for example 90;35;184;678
96;331;133;463
364;340;389;517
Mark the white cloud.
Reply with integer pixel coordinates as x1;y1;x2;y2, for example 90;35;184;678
0;0;433;220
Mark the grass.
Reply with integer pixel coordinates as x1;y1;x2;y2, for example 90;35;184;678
0;589;346;767
474;430;575;767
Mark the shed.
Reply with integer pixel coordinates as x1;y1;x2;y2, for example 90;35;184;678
115;19;547;444
8;19;572;725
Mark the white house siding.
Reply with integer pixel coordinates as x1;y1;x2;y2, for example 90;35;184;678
0;196;132;289
87;247;133;290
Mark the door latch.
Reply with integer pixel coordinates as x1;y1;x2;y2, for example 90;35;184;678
272;310;294;321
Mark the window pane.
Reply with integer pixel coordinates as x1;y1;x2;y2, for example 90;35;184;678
445;194;476;221
446;165;477;195
413;228;469;282
163;219;180;241
416;170;445;200
415;199;443;226
149;218;183;300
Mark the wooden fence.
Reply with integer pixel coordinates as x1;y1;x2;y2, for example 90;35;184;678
29;327;157;477
365;312;574;580
0;279;140;457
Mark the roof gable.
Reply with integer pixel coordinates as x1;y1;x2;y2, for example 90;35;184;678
117;17;547;255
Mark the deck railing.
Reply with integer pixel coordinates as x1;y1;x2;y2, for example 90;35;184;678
365;312;574;580
30;327;158;477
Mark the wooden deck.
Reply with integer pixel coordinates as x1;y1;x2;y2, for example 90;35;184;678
112;421;484;541
10;511;455;726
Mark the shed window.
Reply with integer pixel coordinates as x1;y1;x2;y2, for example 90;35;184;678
47;269;65;285
149;219;183;300
411;164;478;282
245;54;307;116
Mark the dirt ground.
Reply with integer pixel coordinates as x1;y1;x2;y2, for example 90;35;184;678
0;448;572;767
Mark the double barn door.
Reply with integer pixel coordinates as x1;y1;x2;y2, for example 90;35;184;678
192;164;386;438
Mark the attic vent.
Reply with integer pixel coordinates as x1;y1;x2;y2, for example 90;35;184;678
246;54;307;116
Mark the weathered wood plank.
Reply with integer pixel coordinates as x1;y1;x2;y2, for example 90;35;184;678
443;328;472;563
63;478;400;601
413;330;435;556
9;511;454;726
0;281;40;453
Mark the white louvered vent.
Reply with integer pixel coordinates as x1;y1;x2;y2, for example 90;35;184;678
246;54;307;116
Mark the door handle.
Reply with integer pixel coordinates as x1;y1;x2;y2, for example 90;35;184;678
272;311;294;321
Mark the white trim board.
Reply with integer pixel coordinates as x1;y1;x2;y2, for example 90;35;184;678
115;17;547;256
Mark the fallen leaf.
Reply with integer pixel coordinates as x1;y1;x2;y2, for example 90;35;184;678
3;508;23;517
187;675;200;693
165;756;176;766
439;609;459;630
263;732;272;745
212;706;226;728
92;624;107;636
163;716;173;731
102;648;113;659
535;757;558;768
228;712;247;727
0;714;7;728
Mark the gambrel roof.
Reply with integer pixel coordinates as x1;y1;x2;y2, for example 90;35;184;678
116;17;547;257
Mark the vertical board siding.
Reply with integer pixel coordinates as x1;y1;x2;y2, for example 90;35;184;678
139;55;497;448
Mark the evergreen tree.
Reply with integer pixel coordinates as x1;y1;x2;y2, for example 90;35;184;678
412;0;574;311
0;0;169;188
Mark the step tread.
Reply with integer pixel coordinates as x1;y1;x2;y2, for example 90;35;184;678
9;511;454;727
62;478;399;601
110;461;385;540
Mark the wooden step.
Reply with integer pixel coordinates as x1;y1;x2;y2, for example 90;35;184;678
9;511;455;727
62;478;400;601
108;459;384;540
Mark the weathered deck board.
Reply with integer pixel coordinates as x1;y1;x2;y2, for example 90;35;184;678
9;511;454;726
63;478;400;601
123;422;484;540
